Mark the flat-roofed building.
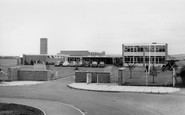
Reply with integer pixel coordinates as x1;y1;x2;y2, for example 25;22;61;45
23;54;66;65
122;43;168;66
58;50;115;64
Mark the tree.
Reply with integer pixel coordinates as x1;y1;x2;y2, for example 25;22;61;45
149;64;157;83
179;66;185;86
126;62;136;79
162;60;178;71
30;60;34;65
74;59;79;71
24;60;28;65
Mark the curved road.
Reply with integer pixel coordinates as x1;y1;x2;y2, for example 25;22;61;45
0;77;185;115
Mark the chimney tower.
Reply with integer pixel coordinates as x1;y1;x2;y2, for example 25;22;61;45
40;38;48;54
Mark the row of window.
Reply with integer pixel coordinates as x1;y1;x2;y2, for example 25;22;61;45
124;56;165;64
124;45;166;52
47;55;65;59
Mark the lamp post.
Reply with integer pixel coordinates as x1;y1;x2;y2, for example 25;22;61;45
146;44;151;86
149;44;151;74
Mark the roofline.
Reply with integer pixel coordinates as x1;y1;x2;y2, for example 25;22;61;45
123;43;167;46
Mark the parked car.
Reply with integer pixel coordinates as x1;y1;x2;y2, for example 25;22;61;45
70;61;77;67
62;61;70;67
77;61;83;67
98;61;105;68
84;61;90;67
55;61;63;67
91;61;98;67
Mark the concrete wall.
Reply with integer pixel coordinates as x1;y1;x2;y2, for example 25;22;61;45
6;66;53;81
118;68;126;85
18;69;52;81
75;71;110;83
0;59;20;72
7;66;19;81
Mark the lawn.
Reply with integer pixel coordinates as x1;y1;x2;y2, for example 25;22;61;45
51;65;182;86
8;65;183;86
110;66;182;86
51;66;105;79
0;103;44;115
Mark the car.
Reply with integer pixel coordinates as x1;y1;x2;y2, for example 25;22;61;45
70;61;77;67
62;61;70;67
84;61;90;67
55;61;63;67
91;61;98;67
77;61;83;67
98;61;105;68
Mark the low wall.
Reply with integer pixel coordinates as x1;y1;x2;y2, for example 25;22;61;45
75;71;110;83
18;69;52;81
7;66;20;81
6;67;53;81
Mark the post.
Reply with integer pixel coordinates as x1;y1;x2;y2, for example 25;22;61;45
55;71;58;79
172;68;176;87
86;73;92;84
146;69;148;86
149;45;151;74
86;73;89;84
122;44;125;66
97;74;99;84
133;45;135;64
118;68;126;85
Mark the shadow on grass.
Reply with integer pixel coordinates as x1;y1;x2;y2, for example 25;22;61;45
0;103;44;115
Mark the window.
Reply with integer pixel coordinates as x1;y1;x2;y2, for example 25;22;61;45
138;46;143;52
159;46;165;52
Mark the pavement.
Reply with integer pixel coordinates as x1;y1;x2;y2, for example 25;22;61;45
0;81;45;86
68;83;181;94
0;97;84;115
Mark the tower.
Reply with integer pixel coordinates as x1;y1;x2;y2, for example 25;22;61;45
40;38;48;54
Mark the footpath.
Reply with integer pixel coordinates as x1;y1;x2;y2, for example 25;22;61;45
68;83;180;94
0;97;84;115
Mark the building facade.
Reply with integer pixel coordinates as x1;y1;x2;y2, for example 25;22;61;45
58;50;116;64
122;43;168;66
23;54;66;65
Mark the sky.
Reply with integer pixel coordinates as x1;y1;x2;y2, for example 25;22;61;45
0;0;185;56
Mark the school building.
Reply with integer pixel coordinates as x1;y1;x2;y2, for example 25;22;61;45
122;43;168;66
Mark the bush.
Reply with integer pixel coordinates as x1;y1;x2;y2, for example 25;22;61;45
179;66;185;86
74;66;79;70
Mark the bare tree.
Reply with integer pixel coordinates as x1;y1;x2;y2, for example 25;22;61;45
126;62;136;79
150;64;157;83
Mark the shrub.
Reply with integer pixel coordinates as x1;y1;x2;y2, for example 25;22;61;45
179;66;185;86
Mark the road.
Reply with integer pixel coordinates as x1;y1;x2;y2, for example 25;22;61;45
0;77;185;115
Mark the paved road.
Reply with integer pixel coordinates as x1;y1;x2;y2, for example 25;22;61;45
0;77;185;115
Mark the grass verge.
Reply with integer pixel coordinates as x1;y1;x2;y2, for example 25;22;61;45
0;103;44;115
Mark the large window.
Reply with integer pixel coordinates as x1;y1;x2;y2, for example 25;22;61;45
125;56;143;63
124;46;144;52
145;56;165;64
125;45;166;52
